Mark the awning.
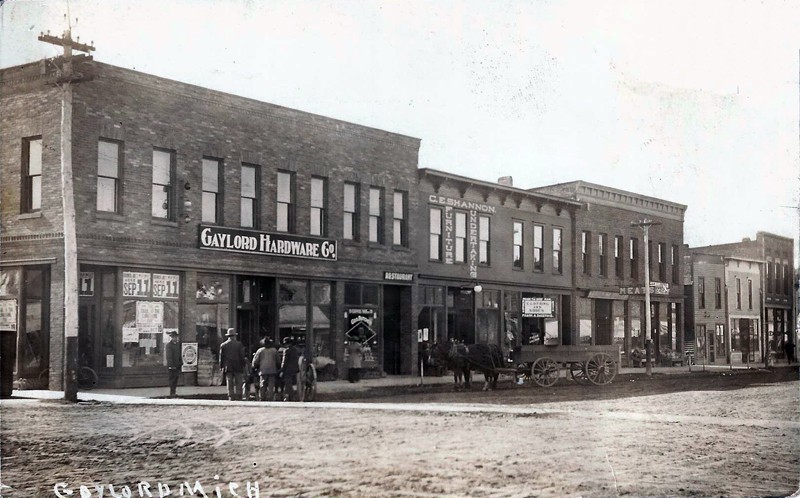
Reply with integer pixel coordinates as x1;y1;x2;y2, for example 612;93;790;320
586;291;628;301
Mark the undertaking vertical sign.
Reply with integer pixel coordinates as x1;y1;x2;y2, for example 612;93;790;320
468;210;478;279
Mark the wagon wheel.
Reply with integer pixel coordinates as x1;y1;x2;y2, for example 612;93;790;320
585;353;617;385
531;357;559;387
302;364;317;402
569;361;589;384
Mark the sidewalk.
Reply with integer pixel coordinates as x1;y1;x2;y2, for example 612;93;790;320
6;362;779;403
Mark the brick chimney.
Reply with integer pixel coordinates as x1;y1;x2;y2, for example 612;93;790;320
497;176;513;187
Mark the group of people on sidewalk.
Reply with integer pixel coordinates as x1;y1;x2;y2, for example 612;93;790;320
218;328;309;402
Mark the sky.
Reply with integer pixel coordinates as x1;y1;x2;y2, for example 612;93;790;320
1;0;798;257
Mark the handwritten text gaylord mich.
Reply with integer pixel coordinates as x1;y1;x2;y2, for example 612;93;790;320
54;478;260;498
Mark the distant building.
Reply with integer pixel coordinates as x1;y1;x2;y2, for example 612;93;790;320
687;233;795;363
531;181;687;367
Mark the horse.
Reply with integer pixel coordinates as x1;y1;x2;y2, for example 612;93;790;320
430;341;505;391
429;341;471;390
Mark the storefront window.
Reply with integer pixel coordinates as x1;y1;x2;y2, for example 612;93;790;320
0;269;20;340
196;274;230;357
311;282;332;359
579;297;592;345
279;280;307;344
120;270;181;368
503;291;519;350
659;305;670;355
20;268;45;375
612;300;625;348
630;301;642;350
418;286;446;345
476;290;500;345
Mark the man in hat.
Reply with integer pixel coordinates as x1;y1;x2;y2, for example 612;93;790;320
165;330;181;397
280;336;300;401
219;328;247;401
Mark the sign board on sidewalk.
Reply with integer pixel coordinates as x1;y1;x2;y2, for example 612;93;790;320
182;342;198;372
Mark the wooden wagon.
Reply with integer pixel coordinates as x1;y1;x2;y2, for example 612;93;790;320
512;345;621;387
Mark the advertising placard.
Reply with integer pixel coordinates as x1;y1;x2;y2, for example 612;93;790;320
0;299;17;331
79;272;95;296
152;273;180;299
522;297;555;318
181;342;199;372
123;272;151;297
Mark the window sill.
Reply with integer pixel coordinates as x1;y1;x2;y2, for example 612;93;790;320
341;239;361;247
151;218;178;228
392;245;411;253
96;212;125;222
17;211;42;220
367;242;386;250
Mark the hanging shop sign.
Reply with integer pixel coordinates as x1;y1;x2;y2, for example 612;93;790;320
383;271;414;282
0;299;17;331
181;342;199;372
198;225;337;261
522;297;555;318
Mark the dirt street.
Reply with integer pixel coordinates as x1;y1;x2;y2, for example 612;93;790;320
1;370;798;498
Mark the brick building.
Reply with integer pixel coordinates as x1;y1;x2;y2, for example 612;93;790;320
1;58;421;389
688;232;795;362
415;170;581;354
683;252;763;364
531;181;687;367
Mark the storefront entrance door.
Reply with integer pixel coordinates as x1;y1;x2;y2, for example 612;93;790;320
448;288;475;344
383;286;402;375
236;276;275;356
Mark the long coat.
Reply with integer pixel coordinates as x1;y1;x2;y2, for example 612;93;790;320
166;339;181;369
346;341;363;369
252;345;279;376
281;345;301;376
219;338;247;374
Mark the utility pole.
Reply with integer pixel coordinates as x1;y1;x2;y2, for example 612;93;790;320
632;219;661;376
38;29;94;402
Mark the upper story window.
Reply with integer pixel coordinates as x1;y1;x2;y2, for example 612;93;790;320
553;227;563;274
671;245;679;284
714;277;722;309
392;191;407;247
735;277;742;309
21;136;42;213
615;236;623;278
581;231;590;274
369;187;384;244
783;263;790;295
478;215;490;265
630;238;639;281
698;276;705;309
276;171;295;232
533;224;544;272
343;182;359;241
151;148;175;220
766;261;772;293
97;139;121;213
202;158;222;224
310;176;327;236
748;279;753;309
598;233;607;277
658;242;666;282
429;207;442;261
240;164;259;228
512;220;524;269
455;211;467;263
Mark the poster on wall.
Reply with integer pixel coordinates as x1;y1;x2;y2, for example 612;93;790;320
79;272;95;296
181;342;198;372
0;299;18;331
122;326;138;343
152;274;180;299
123;272;151;297
136;301;163;335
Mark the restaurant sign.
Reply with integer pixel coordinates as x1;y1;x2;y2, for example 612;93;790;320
198;225;337;261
